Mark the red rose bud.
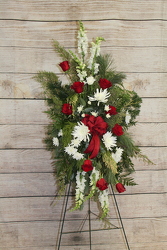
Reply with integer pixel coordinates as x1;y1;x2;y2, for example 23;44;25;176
112;123;124;136
99;78;112;89
105;105;117;115
96;178;108;191
59;61;70;71
61;103;72;115
116;183;126;193
81;159;93;172
71;81;84;93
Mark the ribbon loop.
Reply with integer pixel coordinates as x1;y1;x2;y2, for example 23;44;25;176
81;115;108;159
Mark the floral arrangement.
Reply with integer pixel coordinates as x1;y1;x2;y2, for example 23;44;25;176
35;21;152;218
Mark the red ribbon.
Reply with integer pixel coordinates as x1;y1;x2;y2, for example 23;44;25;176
81;115;108;159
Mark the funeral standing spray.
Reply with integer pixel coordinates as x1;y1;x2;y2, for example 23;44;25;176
34;21;152;218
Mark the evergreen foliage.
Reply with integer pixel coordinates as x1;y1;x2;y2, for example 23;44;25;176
34;21;153;218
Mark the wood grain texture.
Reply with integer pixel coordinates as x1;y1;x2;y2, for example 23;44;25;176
1;46;167;73
0;219;167;249
1;191;167;221
0;19;166;47
0;0;166;249
0;0;165;21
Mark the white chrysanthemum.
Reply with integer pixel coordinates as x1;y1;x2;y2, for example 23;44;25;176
53;137;59;146
77;105;84;113
125;110;131;124
91;111;98;117
88;88;110;106
72;122;90;142
73;152;84;160
102;132;117;150
112;147;123;163
58;129;63;137
70;138;81;147
64;145;77;156
104;105;110;111
86;76;95;85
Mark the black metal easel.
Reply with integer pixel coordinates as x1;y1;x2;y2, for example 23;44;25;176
56;183;130;250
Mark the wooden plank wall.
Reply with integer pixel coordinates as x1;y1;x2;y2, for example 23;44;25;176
0;0;167;249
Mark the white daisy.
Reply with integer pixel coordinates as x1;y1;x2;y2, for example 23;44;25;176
86;76;95;85
73;152;84;160
64;145;77;156
70;138;81;147
88;88;110;106
53;137;59;146
102;132;117;150
112;147;123;163
72;122;90;142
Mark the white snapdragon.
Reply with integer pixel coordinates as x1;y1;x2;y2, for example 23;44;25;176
77;69;87;81
88;88;110;106
75;171;86;208
112;147;123;163
90;168;100;186
125;110;131;124
77;23;88;57
102;132;117;150
98;189;109;217
53;137;59;146
88;37;104;73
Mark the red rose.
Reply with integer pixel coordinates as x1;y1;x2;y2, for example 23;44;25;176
81;159;93;172
116;183;126;193
61;103;72;115
59;61;70;71
71;81;84;93
112;124;124;136
105;105;117;115
96;178;108;191
99;78;112;89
